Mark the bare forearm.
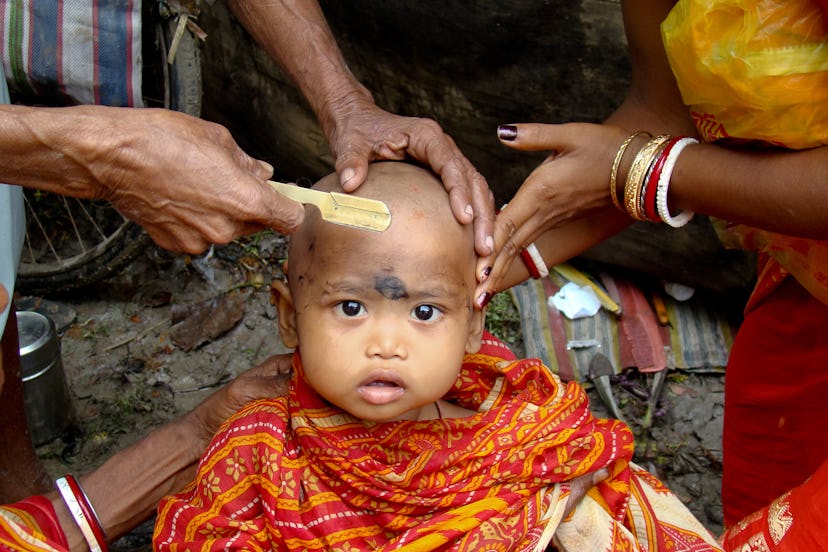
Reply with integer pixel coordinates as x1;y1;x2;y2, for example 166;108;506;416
0;105;110;198
227;0;373;137
611;0;693;136
612;0;828;238
608;105;828;238
498;209;631;291
0;103;300;252
52;416;202;548
50;357;292;549
672;144;828;238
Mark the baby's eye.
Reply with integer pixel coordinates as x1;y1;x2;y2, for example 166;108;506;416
336;300;366;317
411;304;443;322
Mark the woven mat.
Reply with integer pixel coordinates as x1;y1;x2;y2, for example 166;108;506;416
510;270;735;382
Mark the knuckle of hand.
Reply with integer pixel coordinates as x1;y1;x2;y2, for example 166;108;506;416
502;239;521;258
418;118;443;135
207;122;234;145
501;216;518;238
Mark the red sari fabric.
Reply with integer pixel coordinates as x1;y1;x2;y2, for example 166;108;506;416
722;271;828;526
0;495;67;551
721;458;828;550
154;334;721;551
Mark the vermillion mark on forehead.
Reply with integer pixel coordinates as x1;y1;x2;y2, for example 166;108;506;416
374;275;408;300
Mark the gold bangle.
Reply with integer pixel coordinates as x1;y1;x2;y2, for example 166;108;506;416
624;134;670;221
609;130;649;212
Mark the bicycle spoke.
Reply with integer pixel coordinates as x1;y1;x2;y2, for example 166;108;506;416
23;194;62;263
63;196;89;255
71;196;109;243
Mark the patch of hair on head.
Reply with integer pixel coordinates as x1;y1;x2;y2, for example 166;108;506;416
374;275;408;300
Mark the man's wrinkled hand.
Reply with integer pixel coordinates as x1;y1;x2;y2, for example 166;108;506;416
81;107;305;253
186;354;293;449
326;101;495;256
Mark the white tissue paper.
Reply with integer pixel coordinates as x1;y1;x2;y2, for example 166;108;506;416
548;282;602;319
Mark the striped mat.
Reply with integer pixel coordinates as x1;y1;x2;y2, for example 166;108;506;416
510;270;736;382
0;0;142;107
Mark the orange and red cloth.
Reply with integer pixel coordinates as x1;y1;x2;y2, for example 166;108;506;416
0;495;67;551
1;334;825;550
152;334;720;551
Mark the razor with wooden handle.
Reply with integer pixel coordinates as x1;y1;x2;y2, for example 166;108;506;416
269;180;391;232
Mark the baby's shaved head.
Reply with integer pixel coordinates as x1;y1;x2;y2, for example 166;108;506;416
287;162;472;282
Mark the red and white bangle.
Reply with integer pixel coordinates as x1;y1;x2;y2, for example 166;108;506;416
656;137;698;228
520;242;549;279
642;136;682;222
55;475;107;552
498;202;549;280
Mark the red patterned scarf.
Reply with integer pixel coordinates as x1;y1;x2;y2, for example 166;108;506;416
154;335;721;551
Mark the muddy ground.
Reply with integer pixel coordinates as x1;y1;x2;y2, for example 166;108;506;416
22;233;726;550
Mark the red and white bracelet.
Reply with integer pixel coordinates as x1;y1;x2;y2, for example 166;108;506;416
498;202;549;280
520;242;549;279
656;137;698;227
55;475;108;552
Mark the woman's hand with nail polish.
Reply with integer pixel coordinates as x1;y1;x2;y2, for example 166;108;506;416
474;122;634;303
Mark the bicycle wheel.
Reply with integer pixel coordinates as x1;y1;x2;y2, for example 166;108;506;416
16;4;202;295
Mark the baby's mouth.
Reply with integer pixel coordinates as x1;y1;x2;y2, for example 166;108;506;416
358;373;406;405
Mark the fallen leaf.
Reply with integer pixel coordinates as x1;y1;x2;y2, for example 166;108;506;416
170;293;246;351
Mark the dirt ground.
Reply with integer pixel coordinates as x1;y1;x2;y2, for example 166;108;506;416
22;233;726;550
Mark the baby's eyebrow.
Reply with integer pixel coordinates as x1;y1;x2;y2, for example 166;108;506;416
319;280;371;296
319;278;463;301
404;281;467;302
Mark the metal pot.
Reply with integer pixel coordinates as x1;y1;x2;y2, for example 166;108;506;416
17;310;75;446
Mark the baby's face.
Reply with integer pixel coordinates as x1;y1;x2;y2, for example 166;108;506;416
285;164;483;422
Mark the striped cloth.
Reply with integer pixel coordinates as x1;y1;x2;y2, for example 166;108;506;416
153;334;722;551
511;271;735;382
0;0;142;107
0;495;67;551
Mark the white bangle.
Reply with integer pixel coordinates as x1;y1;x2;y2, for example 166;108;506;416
525;242;549;278
656;137;698;228
55;477;103;552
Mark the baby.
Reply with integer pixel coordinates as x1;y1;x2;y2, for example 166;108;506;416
154;162;721;551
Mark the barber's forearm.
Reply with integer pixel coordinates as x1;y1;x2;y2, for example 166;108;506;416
52;416;202;548
0;105;107;198
227;0;373;137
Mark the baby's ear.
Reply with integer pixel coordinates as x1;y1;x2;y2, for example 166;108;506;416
465;304;486;354
270;279;298;348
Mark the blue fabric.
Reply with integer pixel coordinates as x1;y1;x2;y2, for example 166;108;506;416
0;71;25;332
2;0;143;107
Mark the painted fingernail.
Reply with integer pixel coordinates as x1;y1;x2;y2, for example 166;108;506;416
497;125;518;141
476;291;493;309
479;266;492;282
